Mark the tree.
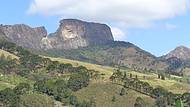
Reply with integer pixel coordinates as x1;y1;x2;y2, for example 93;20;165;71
155;96;167;107
0;88;16;105
175;99;184;107
141;82;153;95
122;72;127;81
18;68;30;77
58;63;65;73
19;93;54;107
69;95;78;106
166;92;175;106
158;74;161;79
120;88;125;96
182;93;190;106
54;80;72;101
152;87;167;97
13;83;30;95
161;74;165;80
135;75;138;79
68;71;90;91
130;73;133;78
134;97;145;107
46;62;58;72
111;96;116;102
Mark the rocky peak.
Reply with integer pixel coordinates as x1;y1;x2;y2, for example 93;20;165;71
46;19;114;49
165;46;190;60
0;19;114;50
0;24;47;49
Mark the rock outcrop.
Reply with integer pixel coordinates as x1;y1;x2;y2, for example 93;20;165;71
0;24;47;49
0;19;114;50
44;19;114;49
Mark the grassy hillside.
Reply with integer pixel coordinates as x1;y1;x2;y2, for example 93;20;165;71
0;49;19;59
47;56;190;94
74;82;155;107
0;49;32;90
0;73;34;90
126;71;190;94
46;56;114;78
0;48;189;106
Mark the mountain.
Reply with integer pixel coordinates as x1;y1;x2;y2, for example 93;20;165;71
0;24;47;49
46;41;168;71
0;19;114;50
45;19;114;50
161;46;190;75
163;46;190;60
0;19;169;72
4;19;190;73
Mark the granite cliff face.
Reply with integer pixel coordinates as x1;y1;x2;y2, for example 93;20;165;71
0;24;47;49
43;19;114;49
0;19;114;50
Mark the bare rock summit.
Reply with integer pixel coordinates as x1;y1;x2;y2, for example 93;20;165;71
0;19;114;50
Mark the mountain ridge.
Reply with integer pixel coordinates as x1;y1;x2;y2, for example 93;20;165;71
0;19;114;50
0;19;190;75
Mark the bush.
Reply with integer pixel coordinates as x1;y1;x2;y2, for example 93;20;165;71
68;71;90;91
19;93;54;107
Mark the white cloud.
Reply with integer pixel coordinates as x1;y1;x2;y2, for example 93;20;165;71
111;27;126;40
27;0;190;40
28;0;190;26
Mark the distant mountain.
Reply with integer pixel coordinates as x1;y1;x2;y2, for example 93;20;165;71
0;19;113;50
161;46;190;75
163;46;190;60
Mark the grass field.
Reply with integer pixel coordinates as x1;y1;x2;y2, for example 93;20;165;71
0;49;31;90
125;71;190;94
46;56;114;79
48;56;190;94
0;73;34;90
74;82;155;107
0;49;19;59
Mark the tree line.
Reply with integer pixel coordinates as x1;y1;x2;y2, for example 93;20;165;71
110;70;190;107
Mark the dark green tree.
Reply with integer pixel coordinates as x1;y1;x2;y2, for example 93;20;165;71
120;88;125;96
19;93;54;107
68;71;90;91
155;96;167;107
13;83;30;95
134;97;145;107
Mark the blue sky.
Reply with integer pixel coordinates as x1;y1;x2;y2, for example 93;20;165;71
0;0;190;56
